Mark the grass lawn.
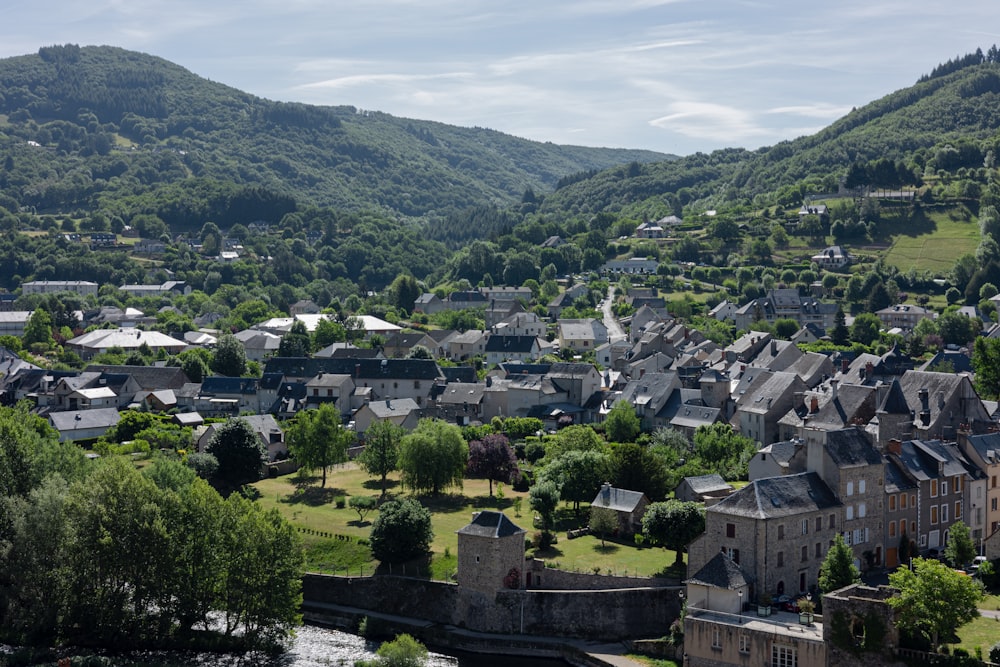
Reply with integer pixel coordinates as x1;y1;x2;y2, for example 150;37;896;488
880;207;980;274
252;465;680;580
949;614;1000;655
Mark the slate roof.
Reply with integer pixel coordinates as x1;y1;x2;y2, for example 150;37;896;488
824;427;882;467
737;371;805;414
708;472;839;519
484;335;538;354
894;439;971;482
884;457;917;493
591;485;647;513
49;407;121;432
686;552;748;590
84;364;191;390
877;379;910;414
807;384;875;431
201;376;260;395
441;366;478;383
964;432;1000;466
682;473;733;495
757;439;803;469
436;382;485;405
263;357;443;381
456;511;525;538
365;398;420;418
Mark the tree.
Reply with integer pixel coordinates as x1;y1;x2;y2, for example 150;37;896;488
287;404;352;487
369;498;433;563
973;337;1000;400
398;419;468;495
349;495;377;523
529;479;560;532
604;400;641;442
23;307;54;348
818;534;861;594
830;306;849;345
944;520;977;568
212;334;248;377
357;419;404;497
589;506;618;546
692;423;757;480
387;275;421;315
641;500;705;565
466;433;520;496
277;319;311;357
540;449;608;512
545;424;605;461
850;313;882;347
207;418;267;486
887;557;983;651
608;442;671;502
370;633;428;667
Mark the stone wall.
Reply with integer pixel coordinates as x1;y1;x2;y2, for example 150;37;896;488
302;573;682;641
525;558;677;590
823;584;904;667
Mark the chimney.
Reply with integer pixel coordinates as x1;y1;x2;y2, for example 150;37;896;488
355;364;361;378
810;397;819;414
386;399;391;408
937;391;945;410
887;438;902;456
771;339;777;355
841;358;849;374
865;361;874;377
830;379;839;402
601;481;611;502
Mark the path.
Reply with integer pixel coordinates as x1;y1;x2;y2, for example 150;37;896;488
600;286;627;344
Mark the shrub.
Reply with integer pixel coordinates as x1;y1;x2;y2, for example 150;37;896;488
524;440;547;464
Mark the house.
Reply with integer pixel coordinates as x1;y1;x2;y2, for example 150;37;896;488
748;438;805;480
675;473;735;504
956;431;1000;539
732;289;838;332
289;299;320;315
382;332;441;359
445;330;486;361
119;280;190;298
734;371;808;445
491;311;546;338
811;245;852;269
21;280;99;297
263;357;444;406
352;398;422;433
601;257;659;274
413;293;446;315
49;407;121;442
484;335;543;364
196;376;263;416
304;372;355;413
590;482;649;535
634;220;665;238
434;382;486;422
876;304;937;331
0;312;32;337
66;328;188;360
557;318;608;353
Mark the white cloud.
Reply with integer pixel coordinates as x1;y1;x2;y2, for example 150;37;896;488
649;102;771;142
767;103;854;120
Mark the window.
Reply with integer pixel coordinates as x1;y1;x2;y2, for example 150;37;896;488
847;481;854;496
859;479;866;494
801;545;808;562
942;504;948;523
920;534;927;547
772;644;798;667
844;531;852;546
942;481;948;496
994;498;999;512
846;505;854;520
911;494;916;509
957;476;964;492
901;494;908;510
900;520;906;536
778;524;785;540
816;542;822;558
726;523;736;538
801;519;808;535
911;521;916;535
889;521;897;538
829;513;836;529
993;475;997;489
931;479;938;497
956;501;962;520
725;547;741;564
712;628;721;649
777;551;784;567
816;517;822;532
858;502;867;518
931;506;939;525
739;633;750;654
889;494;897;511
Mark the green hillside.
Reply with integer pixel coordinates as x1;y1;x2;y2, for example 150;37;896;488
0;44;669;227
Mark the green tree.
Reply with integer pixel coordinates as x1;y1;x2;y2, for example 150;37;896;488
207;418;267;486
398;419;468;495
850;313;882;347
313;317;347;350
818;534;861;594
529;479;560;532
278;319;312;357
211;334;248;377
641;500;705;565
371;633;428;667
545;424;605;461
605;400;641;442
540;449;609;512
387;275;421;315
23;307;55;348
887;557;983;651
357;419;404;498
973;337;1000;400
830;306;849;346
287;403;352;487
349;495;378;523
944;520;977;568
589;506;618;547
692;423;757;480
608;442;671;501
369;498;433;563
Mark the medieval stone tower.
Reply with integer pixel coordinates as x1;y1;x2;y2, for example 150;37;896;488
456;510;526;595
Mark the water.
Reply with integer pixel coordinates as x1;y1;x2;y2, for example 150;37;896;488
2;625;567;666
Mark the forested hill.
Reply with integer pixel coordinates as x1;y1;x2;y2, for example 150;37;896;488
536;56;1000;221
0;44;670;226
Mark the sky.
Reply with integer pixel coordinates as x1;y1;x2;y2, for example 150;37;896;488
2;1;999;156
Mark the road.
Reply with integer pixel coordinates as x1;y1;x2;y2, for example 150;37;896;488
600;286;627;343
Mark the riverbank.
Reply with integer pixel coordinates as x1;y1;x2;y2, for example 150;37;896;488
302;598;654;667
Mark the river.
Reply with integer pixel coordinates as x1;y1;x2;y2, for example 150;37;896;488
2;625;567;666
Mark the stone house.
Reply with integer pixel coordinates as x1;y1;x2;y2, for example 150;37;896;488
484;335;543;364
263;357;444;406
381;331;441;359
445;330;486;361
304;372;355;414
675;473;735;504
687;472;841;600
956;431;1000;539
735;371;808;445
876;304;937;331
49;407;121;442
352;397;422;433
590;483;649;535
557;318;608;353
811;245;852;269
491;311;546;338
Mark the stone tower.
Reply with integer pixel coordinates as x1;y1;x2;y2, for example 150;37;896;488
456;510;526;595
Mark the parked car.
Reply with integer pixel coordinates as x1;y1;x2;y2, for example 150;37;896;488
969;555;988;573
772;594;798;612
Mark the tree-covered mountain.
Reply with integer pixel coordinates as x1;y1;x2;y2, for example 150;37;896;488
537;55;1000;221
0;44;670;227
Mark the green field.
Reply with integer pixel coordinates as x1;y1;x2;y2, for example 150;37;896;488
880;208;980;274
252;464;680;580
